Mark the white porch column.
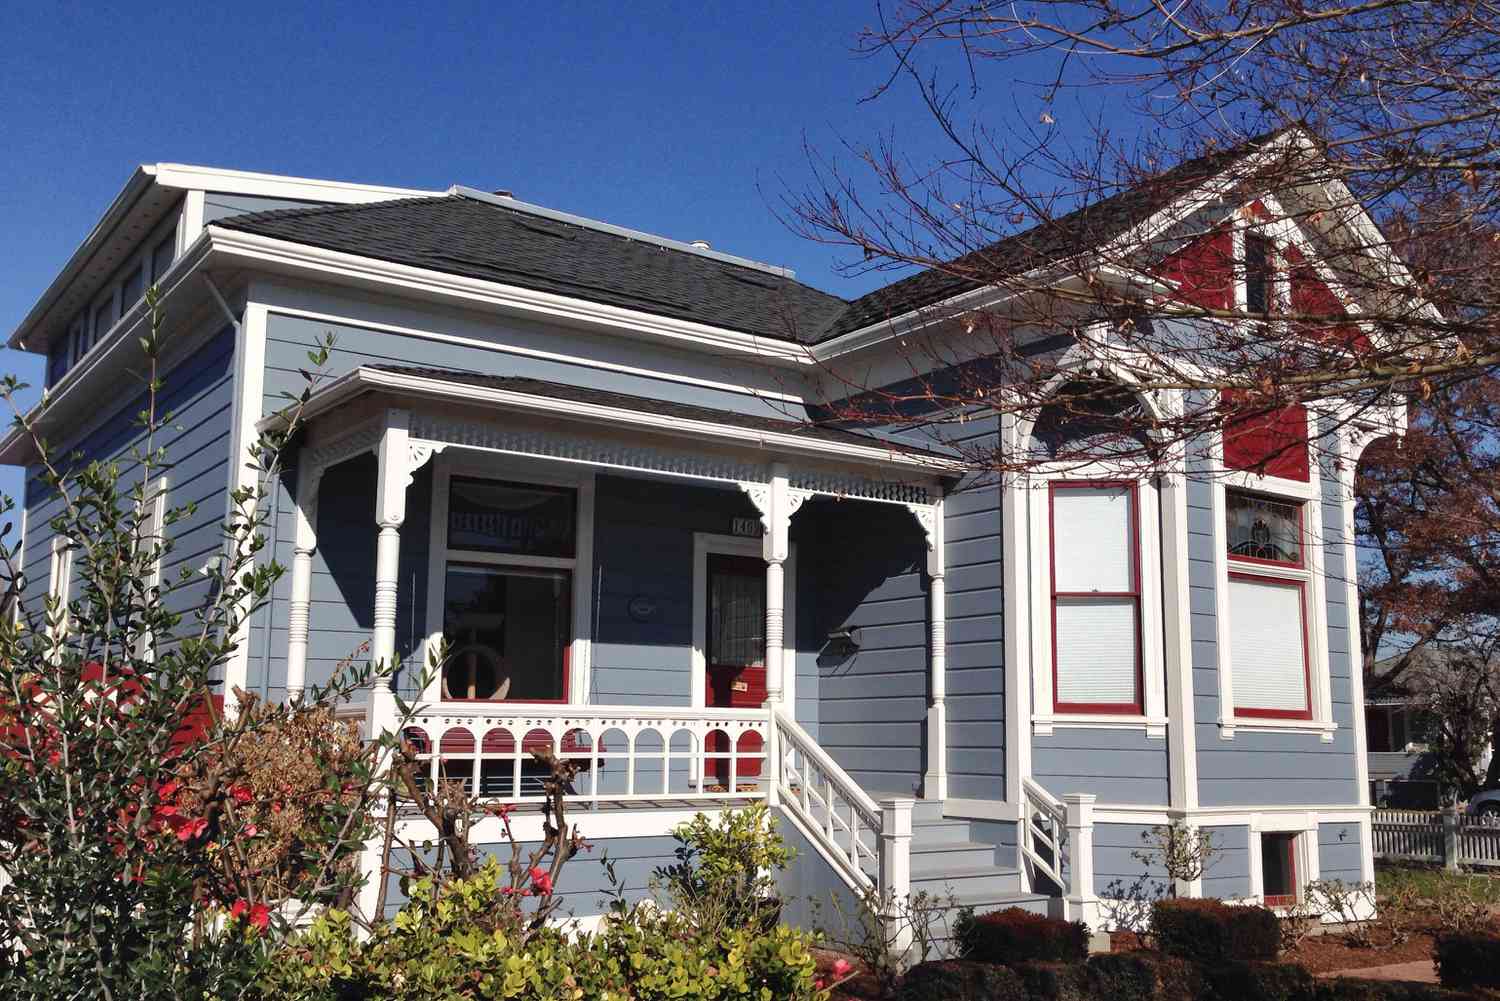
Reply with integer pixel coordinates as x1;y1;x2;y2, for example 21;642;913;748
368;410;410;737
284;454;321;704
762;463;791;707
1064;793;1099;929
923;496;948;801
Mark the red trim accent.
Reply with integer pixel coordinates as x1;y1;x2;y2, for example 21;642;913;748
1228;570;1313;720
1048;481;1144;714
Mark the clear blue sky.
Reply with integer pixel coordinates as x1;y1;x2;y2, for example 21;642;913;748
0;0;1101;508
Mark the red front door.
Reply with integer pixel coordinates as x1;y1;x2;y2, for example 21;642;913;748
705;554;766;784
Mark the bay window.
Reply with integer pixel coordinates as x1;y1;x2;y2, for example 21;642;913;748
1049;482;1142;713
437;477;576;703
1225;489;1312;720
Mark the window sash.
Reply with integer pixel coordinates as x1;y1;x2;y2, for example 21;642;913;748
1226;489;1305;568
1050;481;1142;712
1228;573;1311;718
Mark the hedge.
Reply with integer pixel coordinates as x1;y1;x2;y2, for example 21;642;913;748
1084;952;1201;1001
1151;897;1280;963
895;960;1027;1000
959;907;1090;965
1201;960;1315;1001
1434;932;1500;991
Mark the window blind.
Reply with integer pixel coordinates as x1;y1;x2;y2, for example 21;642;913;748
1054;597;1138;705
1229;577;1308;713
1052;486;1133;592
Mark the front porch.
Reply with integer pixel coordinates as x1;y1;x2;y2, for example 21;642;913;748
257;364;1081;926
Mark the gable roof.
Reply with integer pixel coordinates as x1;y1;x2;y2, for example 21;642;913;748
216;129;1298;347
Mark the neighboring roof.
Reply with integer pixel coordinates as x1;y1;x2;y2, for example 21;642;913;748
218;196;851;344
824;128;1298;338
217;130;1298;347
293;363;959;466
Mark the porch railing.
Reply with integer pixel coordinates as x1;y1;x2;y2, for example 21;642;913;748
400;704;770;807
1020;777;1068;893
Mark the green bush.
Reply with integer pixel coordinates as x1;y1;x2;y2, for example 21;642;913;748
252;854;828;1001
1012;961;1091;1001
1313;979;1485;1001
1434;931;1500;990
895;959;1027;1000
1201;960;1315;1001
1152;897;1280;963
655;802;794;931
1085;951;1202;1001
959;907;1089;964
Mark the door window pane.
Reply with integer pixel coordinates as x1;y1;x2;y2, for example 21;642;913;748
447;477;575;557
709;560;764;667
442;564;570;701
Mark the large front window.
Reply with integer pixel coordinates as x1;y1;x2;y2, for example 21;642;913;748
1226;488;1310;719
1049;482;1142;713
440;478;576;702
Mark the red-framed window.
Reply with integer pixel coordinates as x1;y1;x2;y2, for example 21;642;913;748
1226;489;1312;720
1048;481;1143;714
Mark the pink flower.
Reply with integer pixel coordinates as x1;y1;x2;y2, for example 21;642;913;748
243;824;258;837
528;866;553;895
229;899;248;919
815;979;826;991
230;784;253;805
248;903;270;931
832;959;853;978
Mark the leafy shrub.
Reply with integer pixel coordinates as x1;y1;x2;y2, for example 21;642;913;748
1434;931;1500;990
655;801;793;931
1085;951;1201;1001
1011;960;1090;1001
895;959;1027;1000
1306;879;1378;947
1151;897;1280;963
1201;960;1315;1001
959;906;1089;965
1313;978;1485;1001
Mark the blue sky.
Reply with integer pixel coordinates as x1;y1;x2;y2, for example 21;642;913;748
0;1;1108;507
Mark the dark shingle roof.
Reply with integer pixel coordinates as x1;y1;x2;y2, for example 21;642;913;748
364;364;955;462
219;196;850;344
824;130;1295;337
219;130;1293;345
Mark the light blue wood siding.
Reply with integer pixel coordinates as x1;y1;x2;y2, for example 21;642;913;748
943;416;1006;802
1191;441;1361;807
202;192;324;225
22;325;237;654
1318;821;1364;883
802;498;931;798
1033;727;1171;805
1201;825;1252;900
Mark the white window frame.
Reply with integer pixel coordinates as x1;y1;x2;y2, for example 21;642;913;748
1025;462;1168;737
422;453;596;706
47;535;74;643
690;532;797;712
1248;813;1320;911
1210;413;1336;740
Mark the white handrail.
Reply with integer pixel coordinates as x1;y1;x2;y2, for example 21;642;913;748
772;709;898;899
1019;777;1068;893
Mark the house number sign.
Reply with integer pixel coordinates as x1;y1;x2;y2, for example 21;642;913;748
730;516;762;538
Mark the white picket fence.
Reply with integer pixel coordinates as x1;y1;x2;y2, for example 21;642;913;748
1372;809;1500;869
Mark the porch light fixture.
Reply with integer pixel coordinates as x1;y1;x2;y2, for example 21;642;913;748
823;628;861;659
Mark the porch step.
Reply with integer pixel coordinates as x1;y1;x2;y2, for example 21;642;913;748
910;864;1024;900
910;840;1003;874
909;817;976;845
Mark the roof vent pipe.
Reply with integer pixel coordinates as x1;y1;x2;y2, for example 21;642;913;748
492;189;514;198
690;240;711;250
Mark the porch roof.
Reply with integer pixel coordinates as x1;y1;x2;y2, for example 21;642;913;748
267;364;963;475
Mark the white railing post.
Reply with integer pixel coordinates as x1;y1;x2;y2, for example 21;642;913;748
368;410;409;739
1063;793;1098;929
766;706;781;807
880;798;914;953
1444;804;1462;872
923;497;948;801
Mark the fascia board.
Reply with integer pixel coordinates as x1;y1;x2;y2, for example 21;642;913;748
0;232;215;466
205;227;817;366
7;166;158;351
268;366;962;475
151;163;442;203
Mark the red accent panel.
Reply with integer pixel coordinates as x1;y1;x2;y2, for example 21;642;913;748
1222;393;1310;481
1284;245;1366;350
1156;228;1234;311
